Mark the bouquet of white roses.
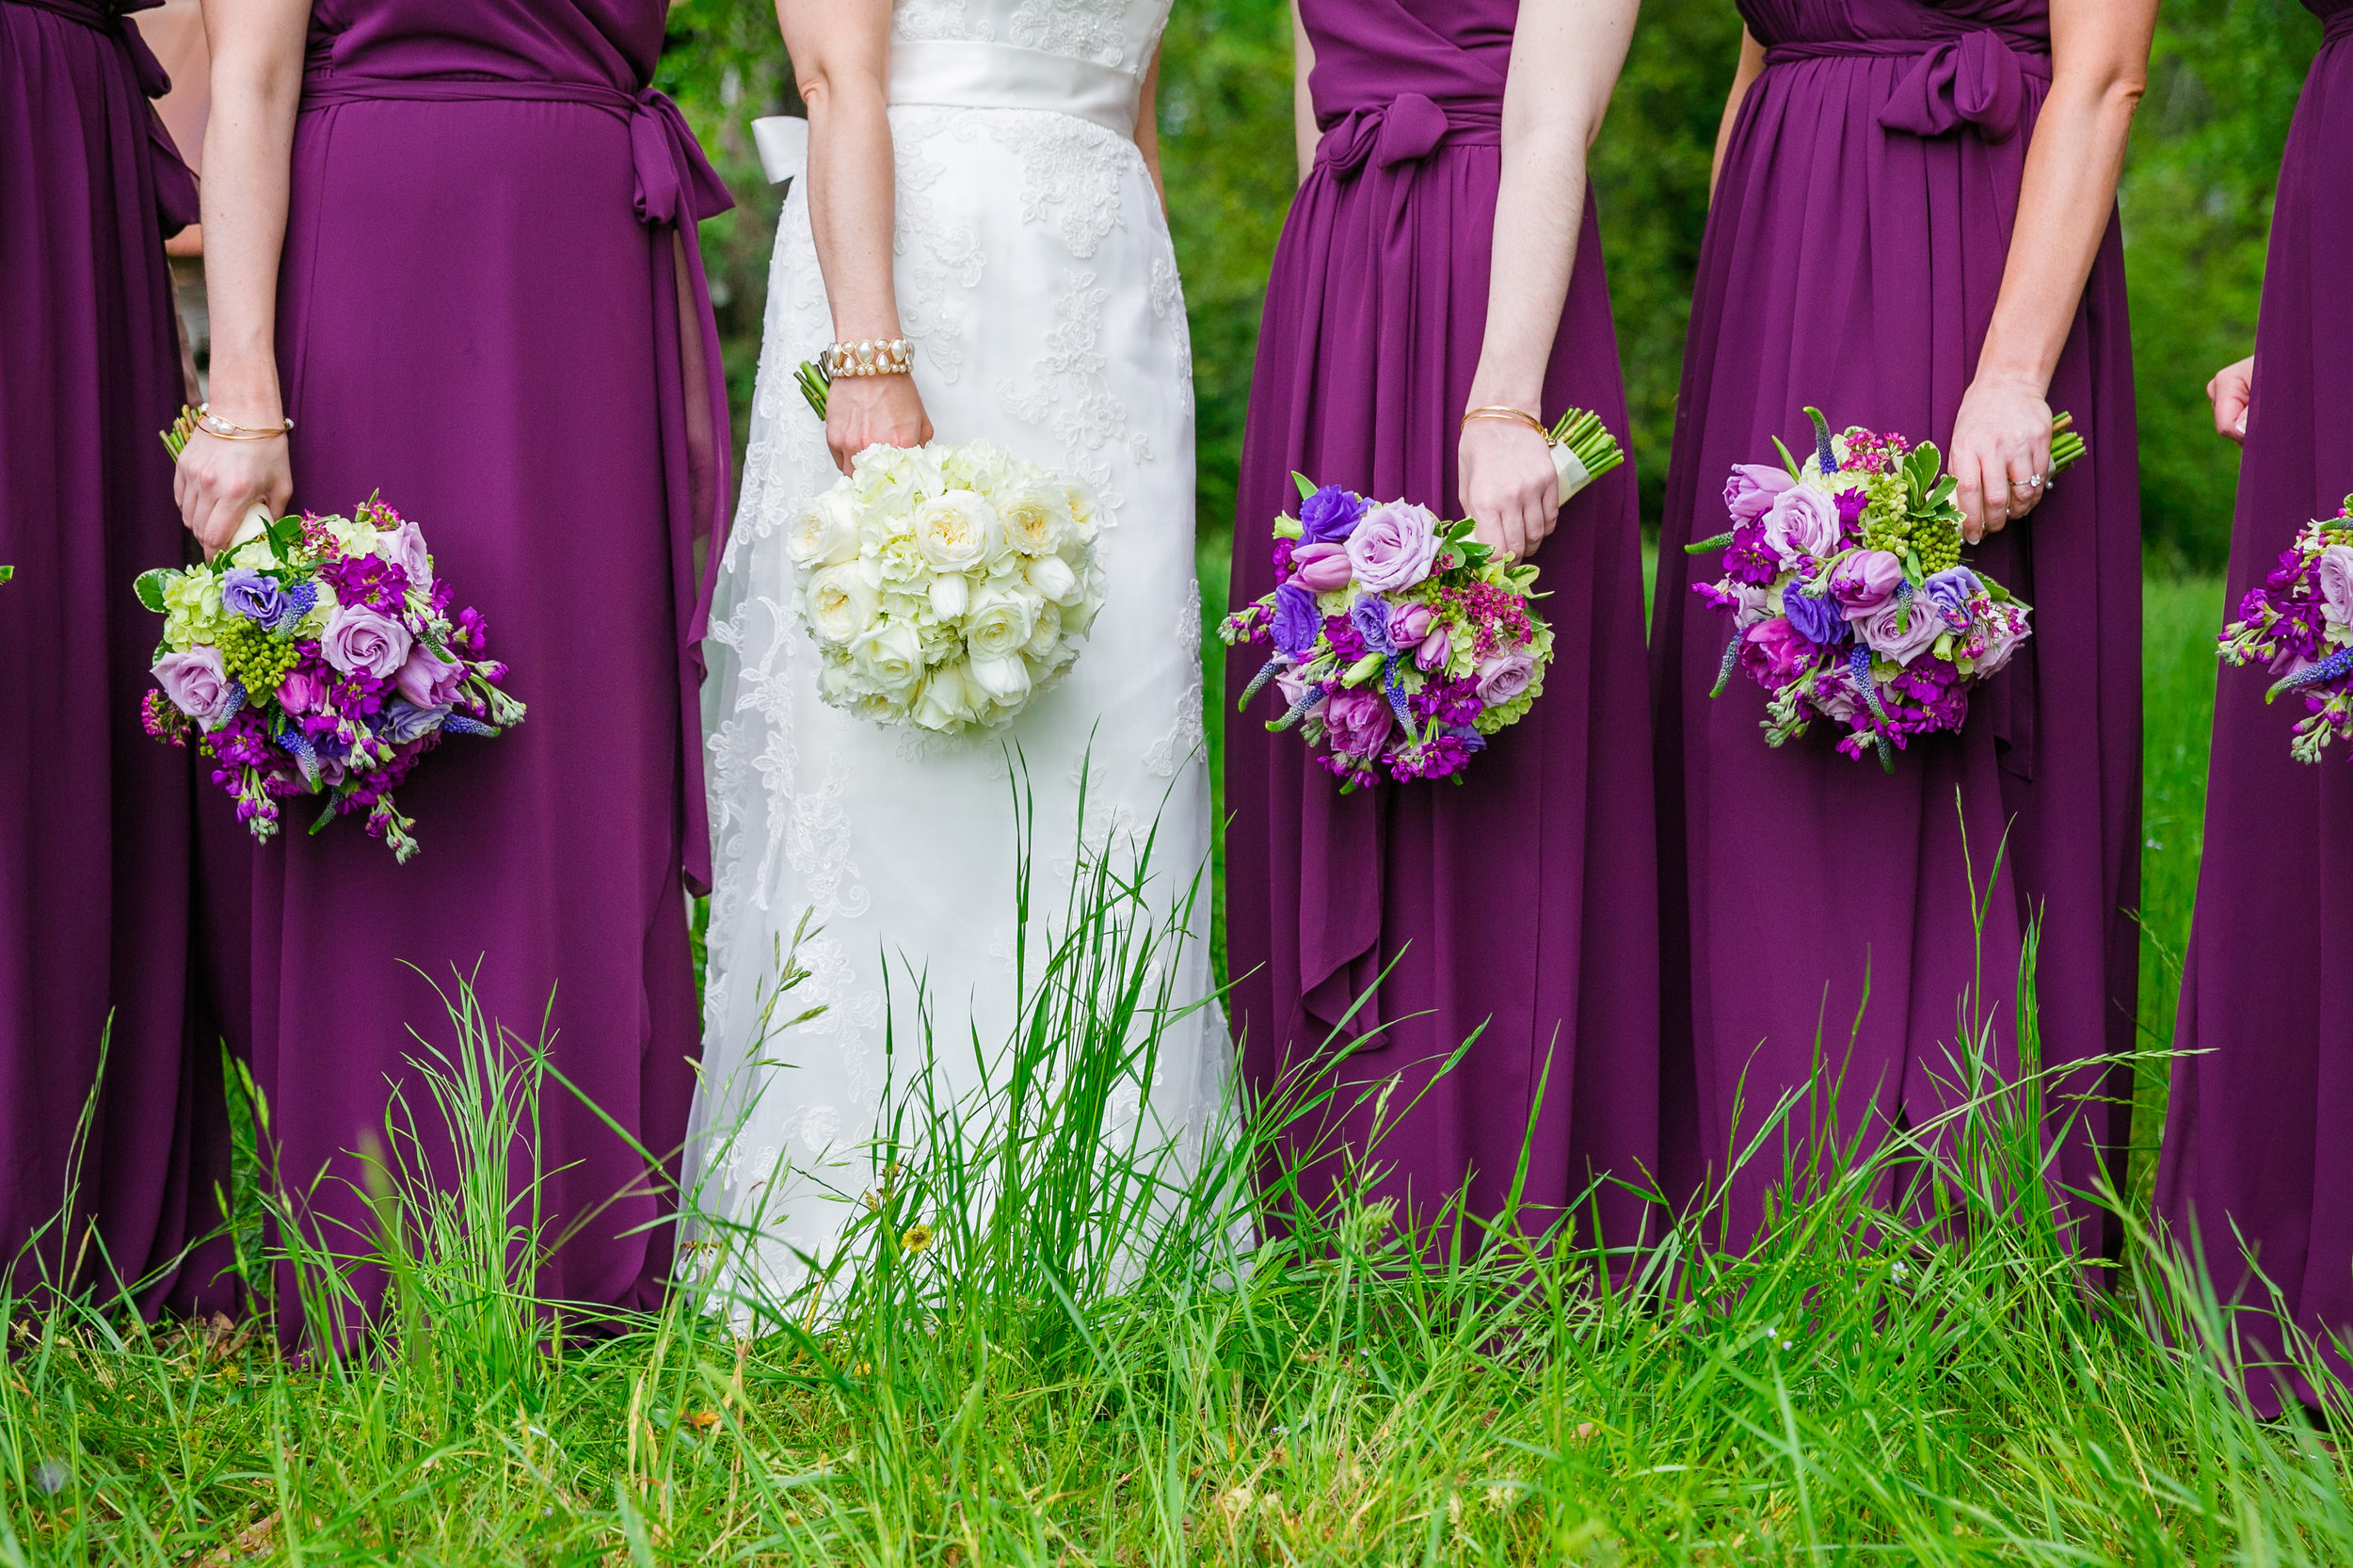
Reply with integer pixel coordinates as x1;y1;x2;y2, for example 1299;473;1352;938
790;440;1107;733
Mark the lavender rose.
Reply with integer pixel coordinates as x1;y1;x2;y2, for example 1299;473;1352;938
1966;605;2029;677
2315;544;2353;629
152;646;242;727
1761;484;1843;563
321;601;414;680
1271;583;1321;658
1856;595;1945;666
1828;550;1903;612
395;644;465;708
1724;463;1796;525
1474;649;1538;707
1344;501;1442;593
1322;687;1394;760
1289;541;1354;593
1299;484;1368;546
379;520;434;592
1781;585;1849;648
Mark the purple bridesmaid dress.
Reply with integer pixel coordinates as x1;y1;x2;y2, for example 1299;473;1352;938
1224;0;1661;1247
1650;0;2141;1256
2155;0;2353;1419
200;0;731;1333
0;0;227;1309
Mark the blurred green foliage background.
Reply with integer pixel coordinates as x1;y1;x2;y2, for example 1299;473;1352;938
657;0;2325;576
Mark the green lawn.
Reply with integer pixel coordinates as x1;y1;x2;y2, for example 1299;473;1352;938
14;573;2345;1568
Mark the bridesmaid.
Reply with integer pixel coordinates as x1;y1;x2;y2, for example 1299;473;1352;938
0;0;226;1309
1225;0;1660;1248
2156;0;2353;1419
1651;0;2152;1254
175;0;730;1335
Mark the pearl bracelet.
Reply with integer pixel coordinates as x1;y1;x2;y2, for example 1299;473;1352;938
195;402;294;440
822;338;914;378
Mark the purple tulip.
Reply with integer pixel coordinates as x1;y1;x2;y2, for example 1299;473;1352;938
321;601;413;680
1723;464;1795;525
277;666;328;714
1322;687;1394;760
152;646;242;728
1416;627;1451;672
395;644;465;709
1290;541;1354;593
1387;600;1434;647
1828;550;1902;611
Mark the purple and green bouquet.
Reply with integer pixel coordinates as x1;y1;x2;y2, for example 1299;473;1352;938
135;493;522;861
1685;408;2078;769
2217;495;2353;763
1220;474;1558;790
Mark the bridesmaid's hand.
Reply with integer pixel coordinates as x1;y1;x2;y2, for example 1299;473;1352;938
1460;416;1560;562
825;373;933;475
174;425;292;558
1947;372;2054;544
2208;355;2253;444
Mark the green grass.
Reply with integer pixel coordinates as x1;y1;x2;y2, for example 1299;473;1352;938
14;573;2344;1568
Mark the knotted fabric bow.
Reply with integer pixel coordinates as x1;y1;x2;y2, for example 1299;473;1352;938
1314;91;1477;178
16;0;200;232
1877;29;2043;142
624;88;735;231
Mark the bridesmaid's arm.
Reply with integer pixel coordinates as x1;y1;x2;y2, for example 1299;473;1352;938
1457;0;1639;562
1709;30;1768;201
1948;0;2155;540
1292;2;1319;184
1135;44;1167;216
780;0;934;472
175;0;310;555
2209;354;2254;444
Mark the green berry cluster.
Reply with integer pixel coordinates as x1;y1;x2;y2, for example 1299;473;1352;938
1912;513;1963;574
216;616;300;696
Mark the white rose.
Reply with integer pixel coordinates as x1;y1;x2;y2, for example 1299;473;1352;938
788;487;863;568
1062;568;1106;637
964;583;1037;661
1061;480;1101;542
1025;553;1079;604
928;572;970;621
942;440;1015;495
847;617;925;696
804;561;880;647
911;662;976;730
817;660;865;705
997;484;1074;558
912;490;1000;573
967;653;1033;707
1024;598;1064;660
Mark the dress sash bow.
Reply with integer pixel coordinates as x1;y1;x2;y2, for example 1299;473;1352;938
1314;91;1499;178
8;0;200;232
1877;30;2046;143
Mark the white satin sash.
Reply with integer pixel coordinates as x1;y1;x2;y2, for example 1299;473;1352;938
752;39;1142;186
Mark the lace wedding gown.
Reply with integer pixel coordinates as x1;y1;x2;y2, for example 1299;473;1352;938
687;0;1223;1295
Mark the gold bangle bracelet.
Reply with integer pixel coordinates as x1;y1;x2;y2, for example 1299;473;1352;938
1460;405;1547;438
195;403;294;440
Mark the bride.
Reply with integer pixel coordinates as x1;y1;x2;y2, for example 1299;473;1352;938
686;0;1224;1295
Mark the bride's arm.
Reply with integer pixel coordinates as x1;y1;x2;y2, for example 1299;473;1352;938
1135;44;1167;216
779;0;933;472
1457;0;1638;561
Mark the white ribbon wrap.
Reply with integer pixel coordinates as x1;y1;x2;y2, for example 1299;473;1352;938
1553;442;1593;505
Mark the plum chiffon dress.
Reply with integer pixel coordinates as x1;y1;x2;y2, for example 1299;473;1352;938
0;0;227;1308
1650;0;2141;1256
199;0;731;1336
2155;0;2353;1418
1224;0;1661;1248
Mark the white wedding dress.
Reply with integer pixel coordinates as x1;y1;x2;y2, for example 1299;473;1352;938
686;0;1224;1299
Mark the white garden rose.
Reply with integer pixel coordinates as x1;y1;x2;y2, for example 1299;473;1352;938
1024;599;1063;660
912;490;1000;572
804;561;880;647
1060;480;1101;542
788;488;863;568
910;662;976;730
967;653;1033;707
847;617;924;696
998;484;1074;558
964;583;1037;661
942;440;1016;496
1025;553;1079;604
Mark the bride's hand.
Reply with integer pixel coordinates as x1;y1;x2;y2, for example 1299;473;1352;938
826;374;933;474
1460;415;1560;562
174;425;293;558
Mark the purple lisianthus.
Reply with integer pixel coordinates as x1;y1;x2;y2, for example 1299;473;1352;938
378;698;448;745
1322;687;1394;760
152;646;242;728
1474;649;1538;707
1350;592;1395;655
1830;551;1903;613
321;601;413;680
1761;485;1842;563
220;568;293;629
1344;501;1442;593
395;644;465;709
1289;541;1354;593
1920;567;1985;631
1299;485;1369;546
1724;464;1795;525
1781;585;1849;648
1271;583;1321;658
